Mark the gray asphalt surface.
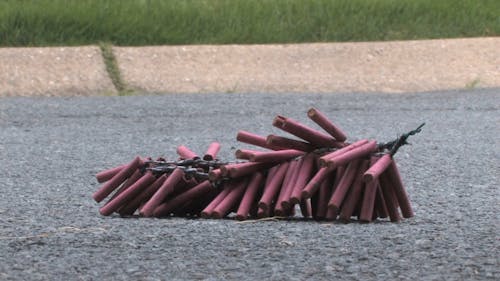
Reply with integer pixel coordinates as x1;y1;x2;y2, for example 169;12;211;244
0;89;498;281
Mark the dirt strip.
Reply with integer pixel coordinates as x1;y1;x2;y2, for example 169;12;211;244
1;38;499;96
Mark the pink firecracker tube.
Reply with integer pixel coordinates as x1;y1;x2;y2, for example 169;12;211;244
374;185;389;218
169;176;199;198
274;160;299;215
280;157;304;209
208;169;223;181
201;186;232;218
223;162;274;179
106;157;152;202
235;149;260;160
93;156;142;203
307;108;347;142
236;172;265;220
385;161;414;218
177;187;219;216
212;179;248;219
325;140;377;168
300;199;312;218
118;174;167;216
319;139;369;166
258;162;290;211
257;206;270;218
203;142;221;161
99;172;156;216
249;149;304;163
273;115;343;148
339;160;369;222
106;168;143;204
289;153;316;205
359;179;379;222
176;145;199;159
96;164;126;183
266;135;315;152
363;154;392;182
332;165;345;188
264;165;279;186
378;174;401;222
301;166;335;199
153;180;213;217
314;174;334;220
140;168;184;217
236;130;283;150
328;159;361;211
325;207;338;221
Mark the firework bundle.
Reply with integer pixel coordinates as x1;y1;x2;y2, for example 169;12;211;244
92;108;423;223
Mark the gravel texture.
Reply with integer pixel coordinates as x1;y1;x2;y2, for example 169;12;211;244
0;89;499;280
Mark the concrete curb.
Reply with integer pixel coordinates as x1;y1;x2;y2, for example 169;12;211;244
115;37;500;94
1;38;499;96
0;46;116;97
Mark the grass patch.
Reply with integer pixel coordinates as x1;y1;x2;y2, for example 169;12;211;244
465;78;481;89
0;0;498;46
98;42;130;95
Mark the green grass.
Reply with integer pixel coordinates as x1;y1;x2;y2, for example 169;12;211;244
98;42;130;95
0;0;498;46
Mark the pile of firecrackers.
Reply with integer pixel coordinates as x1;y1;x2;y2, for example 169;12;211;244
93;108;423;223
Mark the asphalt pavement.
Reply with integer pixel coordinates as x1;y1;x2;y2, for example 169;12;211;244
0;89;498;280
